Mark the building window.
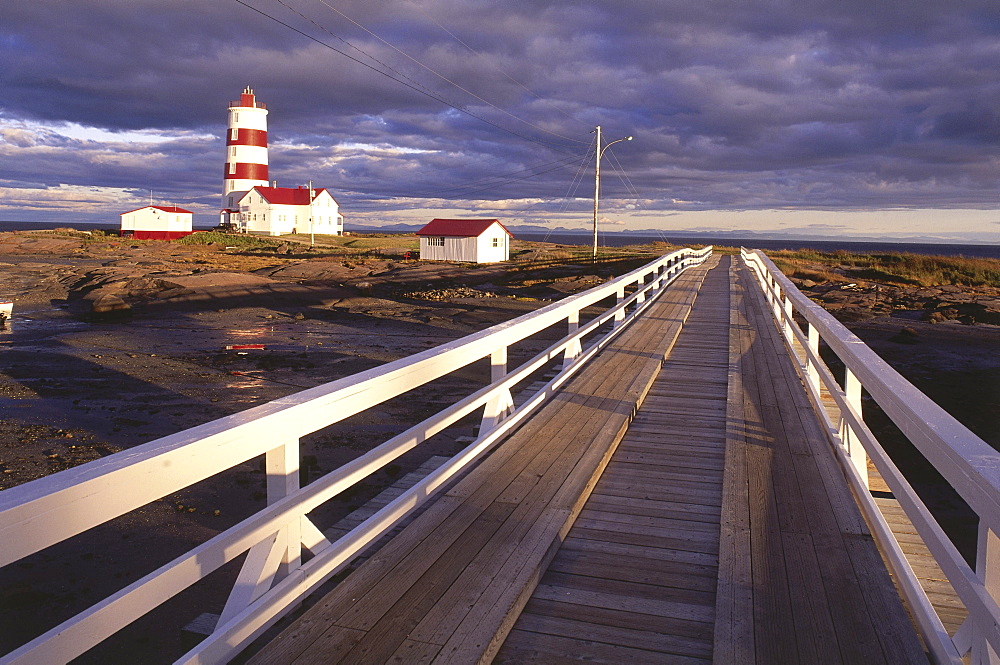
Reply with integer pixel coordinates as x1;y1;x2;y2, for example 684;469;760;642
229;162;236;174
427;237;445;246
231;128;238;140
492;237;502;247
231;147;236;156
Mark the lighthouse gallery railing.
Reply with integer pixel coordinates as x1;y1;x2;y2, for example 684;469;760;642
742;248;1000;665
0;246;712;665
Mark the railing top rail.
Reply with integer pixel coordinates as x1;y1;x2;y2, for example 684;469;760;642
741;248;1000;530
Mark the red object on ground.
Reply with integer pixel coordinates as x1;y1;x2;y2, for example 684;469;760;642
120;230;197;240
224;344;266;350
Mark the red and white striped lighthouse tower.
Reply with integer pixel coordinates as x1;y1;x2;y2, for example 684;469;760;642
222;86;269;208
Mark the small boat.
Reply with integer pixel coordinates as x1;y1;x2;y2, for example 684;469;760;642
0;301;11;327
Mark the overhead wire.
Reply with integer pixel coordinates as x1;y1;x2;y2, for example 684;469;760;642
411;6;587;129
272;0;445;105
233;0;579;153
422;154;584;198
310;0;587;146
605;147;642;201
235;0;641;217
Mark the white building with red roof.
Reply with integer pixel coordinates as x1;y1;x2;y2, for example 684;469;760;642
233;185;343;236
119;205;194;240
218;88;344;236
416;219;512;263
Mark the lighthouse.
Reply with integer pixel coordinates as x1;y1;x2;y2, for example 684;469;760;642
222;87;269;210
218;87;343;235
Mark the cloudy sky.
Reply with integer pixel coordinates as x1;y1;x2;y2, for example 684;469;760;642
1;0;999;241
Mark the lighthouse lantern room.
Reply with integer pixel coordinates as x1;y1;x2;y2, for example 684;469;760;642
221;87;269;222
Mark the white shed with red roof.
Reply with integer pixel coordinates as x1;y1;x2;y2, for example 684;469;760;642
119;205;194;240
234;185;343;236
416;219;512;263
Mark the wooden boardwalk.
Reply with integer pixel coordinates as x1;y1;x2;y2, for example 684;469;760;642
495;252;732;664
248;257;718;665
714;261;926;664
246;256;930;664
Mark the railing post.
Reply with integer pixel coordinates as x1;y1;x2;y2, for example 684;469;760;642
782;295;793;342
635;275;646;305
563;311;582;369
490;345;507;383
614;285;626;326
266;440;301;577
841;369;869;488
805;323;821;395
972;525;1000;664
481;346;513;434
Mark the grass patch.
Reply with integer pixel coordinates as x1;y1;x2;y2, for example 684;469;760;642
176;232;280;249
767;249;1000;288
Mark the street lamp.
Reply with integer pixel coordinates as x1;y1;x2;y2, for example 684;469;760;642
592;125;633;261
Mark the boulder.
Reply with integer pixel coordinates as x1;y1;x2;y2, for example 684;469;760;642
90;293;131;314
157;273;274;290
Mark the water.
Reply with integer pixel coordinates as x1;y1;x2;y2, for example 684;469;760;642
1;220;995;259
514;232;1000;259
0;220;217;233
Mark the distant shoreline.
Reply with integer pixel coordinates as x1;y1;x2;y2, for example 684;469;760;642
1;220;996;259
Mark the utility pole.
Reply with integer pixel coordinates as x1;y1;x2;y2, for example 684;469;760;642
592;126;634;261
593;125;602;262
308;180;315;248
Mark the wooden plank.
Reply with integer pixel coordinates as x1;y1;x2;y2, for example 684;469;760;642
780;531;840;664
530;582;714;623
499;257;731;663
842;532;933;663
545;554;719;593
521;596;713;642
712;259;754;665
559;535;719;567
386;640;442;664
582;493;723;522
711;263;928;665
513;612;712;660
494;629;709;665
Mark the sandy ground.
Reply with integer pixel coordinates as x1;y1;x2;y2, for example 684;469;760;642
0;231;996;661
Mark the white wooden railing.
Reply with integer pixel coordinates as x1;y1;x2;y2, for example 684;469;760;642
741;248;1000;665
0;246;712;665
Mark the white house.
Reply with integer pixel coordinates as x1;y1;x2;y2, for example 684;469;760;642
231;186;343;236
119;205;194;240
416;219;512;263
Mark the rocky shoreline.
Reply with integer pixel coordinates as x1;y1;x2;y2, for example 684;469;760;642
0;230;996;662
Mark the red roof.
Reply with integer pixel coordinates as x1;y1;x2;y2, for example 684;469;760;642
120;205;193;215
252;186;330;205
417;219;512;238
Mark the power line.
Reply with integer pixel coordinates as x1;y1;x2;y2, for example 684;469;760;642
233;0;579;153
412;6;587;130
422;155;584;198
310;0;587;145
273;0;443;105
605;146;642;201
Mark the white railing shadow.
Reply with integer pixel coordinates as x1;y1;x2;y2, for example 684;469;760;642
741;248;1000;665
0;246;712;665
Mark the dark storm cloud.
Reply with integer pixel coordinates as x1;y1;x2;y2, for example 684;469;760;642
1;0;999;228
